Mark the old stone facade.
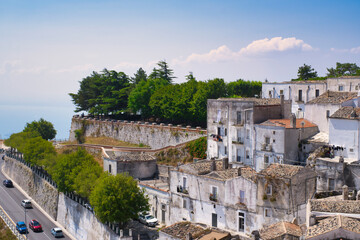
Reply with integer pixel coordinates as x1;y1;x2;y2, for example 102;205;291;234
207;98;291;168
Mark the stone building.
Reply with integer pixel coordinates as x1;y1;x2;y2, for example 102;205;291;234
207;98;291;168
102;148;157;179
261;76;360;117
254;116;318;171
305;91;358;134
168;160;316;237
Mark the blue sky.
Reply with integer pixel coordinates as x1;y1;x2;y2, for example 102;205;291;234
0;0;359;139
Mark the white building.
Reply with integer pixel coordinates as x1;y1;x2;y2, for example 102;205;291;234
254;116;318;171
305;91;358;134
329;106;360;160
262;76;360;117
207;98;291;168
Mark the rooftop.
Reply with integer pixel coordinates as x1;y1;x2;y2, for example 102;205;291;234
310;199;360;214
259;118;317;129
161;222;231;240
138;179;169;192
259;163;304;179
330;106;360;120
260;221;302;240
215;97;284;105
104;150;155;162
307;91;357;105
306;215;360;239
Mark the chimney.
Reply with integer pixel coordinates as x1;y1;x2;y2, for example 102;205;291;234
237;167;242;176
223;158;229;170
343;185;349;200
290;113;296;128
280;94;284;118
211;160;216;171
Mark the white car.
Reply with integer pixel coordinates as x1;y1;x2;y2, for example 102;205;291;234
51;227;64;238
21;199;32;208
139;214;158;227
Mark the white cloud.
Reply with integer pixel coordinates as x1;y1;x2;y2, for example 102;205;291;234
55;64;94;73
172;37;314;65
331;46;360;54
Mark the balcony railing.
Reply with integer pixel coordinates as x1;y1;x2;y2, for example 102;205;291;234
261;144;272;152
232;138;244;145
177;186;188;194
209;193;218;202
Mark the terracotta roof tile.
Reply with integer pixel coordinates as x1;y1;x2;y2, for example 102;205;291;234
259;118;317;129
330;106;360;120
216;98;284;105
310;199;360;214
307;91;357;104
260;163;303;179
306;215;360;238
260;221;302;240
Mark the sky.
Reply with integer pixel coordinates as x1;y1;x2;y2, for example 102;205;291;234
0;0;359;139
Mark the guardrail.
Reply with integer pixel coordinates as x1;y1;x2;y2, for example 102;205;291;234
0;205;27;240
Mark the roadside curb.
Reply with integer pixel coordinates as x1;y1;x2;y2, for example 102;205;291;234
1;162;77;240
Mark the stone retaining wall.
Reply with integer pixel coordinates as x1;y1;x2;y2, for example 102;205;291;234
3;156;58;219
69;116;206;149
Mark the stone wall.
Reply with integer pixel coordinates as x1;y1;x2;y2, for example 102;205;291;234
69;116;206;149
57;193;120;240
3;156;58;219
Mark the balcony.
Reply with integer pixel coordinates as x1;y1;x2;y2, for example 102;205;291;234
232;138;244;145
209;193;218;202
210;134;222;142
177;186;188;194
233;121;244;127
261;144;272;152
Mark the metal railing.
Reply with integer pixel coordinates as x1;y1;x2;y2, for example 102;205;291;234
0;205;27;240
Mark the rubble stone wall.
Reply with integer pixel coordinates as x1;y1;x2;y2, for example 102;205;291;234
69;116;206;150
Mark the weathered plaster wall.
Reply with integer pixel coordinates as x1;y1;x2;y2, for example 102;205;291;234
57;193;119;240
69;116;206;150
3;156;58;219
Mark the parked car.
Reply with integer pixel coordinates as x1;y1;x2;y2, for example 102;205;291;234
16;221;27;234
21;199;32;208
139;214;158;227
51;227;64;238
3;179;13;187
29;219;42;232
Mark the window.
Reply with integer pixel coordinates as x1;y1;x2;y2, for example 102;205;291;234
280;90;284;95
264;156;269;166
237;130;242;142
326;110;330;118
246;129;250;139
273;139;276;143
328;179;335;191
238;212;245;232
109;164;112;173
339;85;344;91
265;137;270;144
237;111;242;124
350;148;354;153
264;208;272;217
237;149;241;162
273;131;276;135
225;128;227;136
239;190;245;204
266;185;272;195
217;146;220;158
183;199;187;209
246;112;251;122
268;91;272;98
183;177;187;190
217;127;221;135
298;90;303;102
315;89;320;97
224;146;227;155
211;186;218;201
246;150;250;159
216;110;221;123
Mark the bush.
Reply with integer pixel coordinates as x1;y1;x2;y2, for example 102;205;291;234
185;137;207;159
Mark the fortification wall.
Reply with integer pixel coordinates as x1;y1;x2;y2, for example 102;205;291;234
69;116;206;149
3;156;59;219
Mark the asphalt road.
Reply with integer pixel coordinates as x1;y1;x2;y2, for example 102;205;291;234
0;153;71;240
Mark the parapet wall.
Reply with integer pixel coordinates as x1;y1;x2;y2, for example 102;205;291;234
3;156;58;219
69;116;206;149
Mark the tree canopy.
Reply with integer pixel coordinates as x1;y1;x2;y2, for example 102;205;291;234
297;64;318;80
327;62;360;77
23;118;57;140
89;173;149;226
